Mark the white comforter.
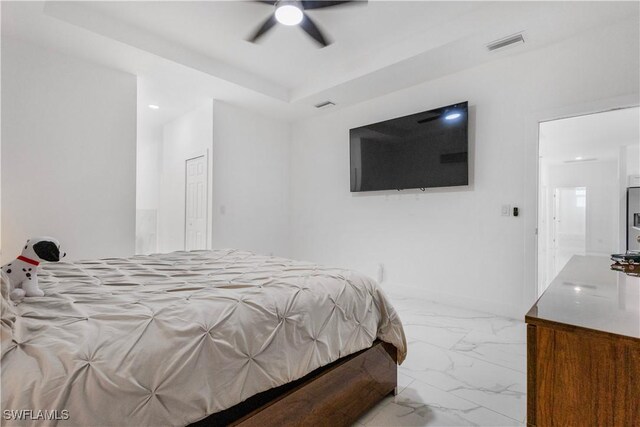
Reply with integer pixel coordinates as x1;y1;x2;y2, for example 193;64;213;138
1;250;406;426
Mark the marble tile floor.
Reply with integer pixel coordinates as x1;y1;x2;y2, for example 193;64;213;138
356;293;527;426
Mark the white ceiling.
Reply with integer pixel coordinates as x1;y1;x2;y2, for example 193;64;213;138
539;107;640;165
2;1;639;125
72;1;483;92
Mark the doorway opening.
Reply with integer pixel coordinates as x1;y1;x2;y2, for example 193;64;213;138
537;106;640;296
551;186;586;278
135;75;214;254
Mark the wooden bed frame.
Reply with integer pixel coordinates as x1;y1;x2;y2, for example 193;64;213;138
189;340;398;427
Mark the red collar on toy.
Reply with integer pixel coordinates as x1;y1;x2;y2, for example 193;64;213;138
17;255;40;266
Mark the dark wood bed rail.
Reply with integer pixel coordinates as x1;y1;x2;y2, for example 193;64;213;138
190;340;397;427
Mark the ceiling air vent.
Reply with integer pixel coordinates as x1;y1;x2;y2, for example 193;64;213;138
487;33;525;52
314;101;335;109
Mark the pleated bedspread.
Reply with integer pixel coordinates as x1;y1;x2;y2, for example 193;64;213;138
1;249;406;426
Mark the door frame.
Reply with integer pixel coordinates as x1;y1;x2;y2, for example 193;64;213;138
184;153;209;251
529;94;639;304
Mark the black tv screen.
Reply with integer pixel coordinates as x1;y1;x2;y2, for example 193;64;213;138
350;102;469;192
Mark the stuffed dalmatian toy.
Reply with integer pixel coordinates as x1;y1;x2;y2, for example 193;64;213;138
1;237;66;300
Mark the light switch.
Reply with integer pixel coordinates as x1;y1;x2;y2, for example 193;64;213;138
501;204;511;216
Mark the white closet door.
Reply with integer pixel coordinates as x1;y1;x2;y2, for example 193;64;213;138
185;156;207;251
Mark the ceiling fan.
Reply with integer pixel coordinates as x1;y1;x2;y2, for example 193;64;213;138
248;1;365;47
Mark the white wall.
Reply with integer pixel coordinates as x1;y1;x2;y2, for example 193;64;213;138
1;38;137;263
137;125;162;212
628;144;640;183
0;15;3;259
289;18;639;318
136;124;162;254
211;102;290;257
157;101;214;253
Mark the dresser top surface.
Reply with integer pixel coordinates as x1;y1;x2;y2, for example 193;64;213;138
526;255;640;340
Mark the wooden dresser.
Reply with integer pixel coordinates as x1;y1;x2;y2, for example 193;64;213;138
526;256;640;426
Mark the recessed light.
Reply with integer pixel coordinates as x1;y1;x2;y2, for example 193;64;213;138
574;286;581;292
148;104;160;110
564;157;597;164
444;112;461;120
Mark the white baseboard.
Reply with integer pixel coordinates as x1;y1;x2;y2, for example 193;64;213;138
381;282;528;321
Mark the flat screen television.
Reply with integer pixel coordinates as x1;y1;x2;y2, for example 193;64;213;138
349;101;469;192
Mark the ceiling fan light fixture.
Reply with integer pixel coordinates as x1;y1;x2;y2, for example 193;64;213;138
275;4;303;26
248;0;364;46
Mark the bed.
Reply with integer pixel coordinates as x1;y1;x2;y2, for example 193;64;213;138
1;249;406;426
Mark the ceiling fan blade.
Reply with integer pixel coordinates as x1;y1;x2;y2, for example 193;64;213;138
247;14;278;43
300;14;330;47
254;1;277;5
302;0;366;10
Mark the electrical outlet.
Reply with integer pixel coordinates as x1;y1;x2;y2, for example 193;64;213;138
501;204;511;217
